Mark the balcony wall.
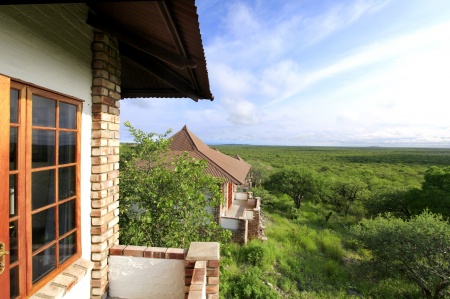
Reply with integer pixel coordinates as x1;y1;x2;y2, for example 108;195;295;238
108;242;220;299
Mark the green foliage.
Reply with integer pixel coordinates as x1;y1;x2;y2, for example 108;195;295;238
364;186;412;218
265;167;325;209
351;211;450;298
316;230;345;261
119;122;230;248
250;160;273;187
423;166;450;191
251;186;277;207
364;166;450;219
221;266;280;299
215;145;450;298
328;176;368;216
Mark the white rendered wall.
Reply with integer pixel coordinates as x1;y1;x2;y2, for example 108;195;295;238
109;256;185;299
235;192;248;200
221;217;239;230
0;1;93;282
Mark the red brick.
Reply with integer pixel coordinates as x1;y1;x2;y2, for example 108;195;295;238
123;245;146;257
166;248;186;260
109;245;126;256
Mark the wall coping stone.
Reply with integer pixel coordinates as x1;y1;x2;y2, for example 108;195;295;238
186;242;219;261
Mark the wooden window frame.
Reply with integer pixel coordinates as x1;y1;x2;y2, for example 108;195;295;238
3;77;83;298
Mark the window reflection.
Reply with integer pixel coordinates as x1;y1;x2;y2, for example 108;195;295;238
10;89;19;124
10;127;17;171
9;174;17;217
32;208;55;248
59;132;76;164
32;95;55;127
10;266;19;299
9;220;18;263
32;170;55;210
32;129;55;168
59;102;76;129
32;245;56;283
59;166;75;200
59;232;76;264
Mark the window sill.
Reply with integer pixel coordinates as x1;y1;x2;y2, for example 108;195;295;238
30;258;94;299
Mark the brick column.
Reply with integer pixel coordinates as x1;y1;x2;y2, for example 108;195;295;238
185;242;220;299
90;30;121;298
233;218;248;245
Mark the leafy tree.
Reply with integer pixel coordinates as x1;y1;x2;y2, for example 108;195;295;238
264;167;323;209
328;177;368;216
249;160;272;187
352;211;450;299
364;187;412;219
423;166;450;192
119;122;230;248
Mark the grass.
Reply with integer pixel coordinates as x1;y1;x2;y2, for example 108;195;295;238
220;196;421;298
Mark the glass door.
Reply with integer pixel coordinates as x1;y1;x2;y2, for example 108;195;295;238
0;76;14;298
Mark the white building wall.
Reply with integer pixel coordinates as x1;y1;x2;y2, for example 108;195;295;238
108;256;185;299
0;4;93;297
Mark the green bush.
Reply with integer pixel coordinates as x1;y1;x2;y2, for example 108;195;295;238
221;267;280;299
239;240;276;271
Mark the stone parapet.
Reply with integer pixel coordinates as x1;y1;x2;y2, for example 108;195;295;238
108;243;220;299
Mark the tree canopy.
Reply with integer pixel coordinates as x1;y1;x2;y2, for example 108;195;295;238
119;122;229;248
352;211;450;299
264;167;323;209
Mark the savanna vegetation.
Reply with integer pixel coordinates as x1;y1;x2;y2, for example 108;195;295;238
215;145;450;299
119;122;230;248
119;124;450;298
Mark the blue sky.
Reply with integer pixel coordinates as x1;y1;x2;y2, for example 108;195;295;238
120;0;450;147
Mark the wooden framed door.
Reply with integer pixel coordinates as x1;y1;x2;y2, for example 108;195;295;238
1;75;82;298
1;76;26;298
0;75;11;299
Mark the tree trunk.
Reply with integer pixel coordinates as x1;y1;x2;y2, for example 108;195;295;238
294;195;302;209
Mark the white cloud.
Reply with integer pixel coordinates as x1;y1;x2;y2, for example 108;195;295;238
302;0;391;46
222;97;260;125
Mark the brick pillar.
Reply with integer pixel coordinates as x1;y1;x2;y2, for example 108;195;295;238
232;218;247;245
185;242;220;299
90;31;121;298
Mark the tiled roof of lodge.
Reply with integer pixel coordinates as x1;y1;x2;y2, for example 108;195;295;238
169;125;252;184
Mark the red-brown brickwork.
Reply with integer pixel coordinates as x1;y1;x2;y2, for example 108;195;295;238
90;30;121;299
185;242;220;299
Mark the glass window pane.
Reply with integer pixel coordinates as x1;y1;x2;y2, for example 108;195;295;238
32;170;55;210
10;265;19;299
9;175;17;217
59;199;75;235
32;245;56;283
10;127;17;170
59;132;76;164
32;129;55;168
32;208;55;248
59;102;76;129
59;166;76;200
9;220;18;264
10;89;18;124
32;95;55;127
59;232;76;264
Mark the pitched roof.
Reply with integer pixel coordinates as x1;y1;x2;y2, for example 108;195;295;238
2;1;213;101
169;126;252;184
